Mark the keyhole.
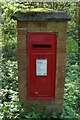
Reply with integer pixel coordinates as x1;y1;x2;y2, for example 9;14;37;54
35;91;38;95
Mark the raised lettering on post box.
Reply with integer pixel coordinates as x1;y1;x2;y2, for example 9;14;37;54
28;32;57;100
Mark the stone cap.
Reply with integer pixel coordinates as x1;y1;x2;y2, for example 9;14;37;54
12;10;71;22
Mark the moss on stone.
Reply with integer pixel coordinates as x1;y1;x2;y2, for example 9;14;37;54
20;8;55;13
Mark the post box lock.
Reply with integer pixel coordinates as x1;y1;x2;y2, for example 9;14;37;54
35;91;38;95
28;32;57;100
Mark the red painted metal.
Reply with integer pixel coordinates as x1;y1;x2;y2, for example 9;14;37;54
28;32;57;100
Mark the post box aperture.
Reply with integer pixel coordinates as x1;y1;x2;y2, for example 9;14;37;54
28;32;57;100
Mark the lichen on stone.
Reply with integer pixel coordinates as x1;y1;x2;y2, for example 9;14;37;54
20;8;56;13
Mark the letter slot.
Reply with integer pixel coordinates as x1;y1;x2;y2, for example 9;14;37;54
33;44;51;48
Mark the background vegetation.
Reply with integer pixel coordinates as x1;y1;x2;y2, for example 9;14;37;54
0;0;80;119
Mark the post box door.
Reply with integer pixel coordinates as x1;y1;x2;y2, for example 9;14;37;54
28;32;57;100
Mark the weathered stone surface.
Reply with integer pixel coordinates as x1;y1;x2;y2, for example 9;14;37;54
12;11;71;21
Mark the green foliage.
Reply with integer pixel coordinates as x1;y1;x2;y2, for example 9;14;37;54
2;59;18;91
62;53;79;119
67;35;78;53
1;1;17;61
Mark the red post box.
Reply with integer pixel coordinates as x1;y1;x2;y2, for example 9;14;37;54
28;32;57;100
12;10;71;113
